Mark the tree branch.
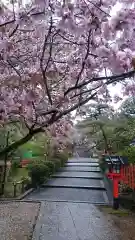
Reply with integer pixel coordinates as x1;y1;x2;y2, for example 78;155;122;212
9;24;19;38
71;85;101;99
40;18;53;105
0;127;43;157
75;29;92;86
56;92;97;120
86;0;110;17
65;70;135;96
7;59;21;79
58;32;86;46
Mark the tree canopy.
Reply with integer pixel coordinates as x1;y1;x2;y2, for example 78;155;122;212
0;0;135;155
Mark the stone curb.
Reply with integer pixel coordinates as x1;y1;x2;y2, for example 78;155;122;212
17;188;35;200
29;199;111;205
0;188;35;201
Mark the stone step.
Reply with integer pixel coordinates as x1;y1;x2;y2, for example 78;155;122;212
26;187;108;203
60;166;100;172
68;158;99;163
43;185;105;190
66;162;99;167
52;175;103;180
53;171;103;179
43;178;105;190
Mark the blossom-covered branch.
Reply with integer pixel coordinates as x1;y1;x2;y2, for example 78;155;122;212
0;0;135;155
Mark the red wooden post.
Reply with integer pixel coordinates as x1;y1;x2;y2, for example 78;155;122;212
113;177;119;210
107;173;121;210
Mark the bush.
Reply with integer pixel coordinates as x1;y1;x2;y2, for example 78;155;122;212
45;161;55;174
27;149;69;187
54;151;68;166
52;158;62;170
27;162;49;187
10;160;21;177
12;160;21;169
119;146;135;164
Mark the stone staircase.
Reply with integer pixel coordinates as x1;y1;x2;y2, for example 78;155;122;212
26;157;108;204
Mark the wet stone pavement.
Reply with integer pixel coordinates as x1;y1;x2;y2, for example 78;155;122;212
26;151;129;240
32;202;123;240
26;156;108;204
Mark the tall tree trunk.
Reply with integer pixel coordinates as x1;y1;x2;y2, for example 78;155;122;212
100;124;109;153
0;132;9;195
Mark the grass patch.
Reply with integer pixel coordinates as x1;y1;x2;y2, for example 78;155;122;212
11;168;28;181
99;206;130;216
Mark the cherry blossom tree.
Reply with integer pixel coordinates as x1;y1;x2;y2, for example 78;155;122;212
0;0;135;156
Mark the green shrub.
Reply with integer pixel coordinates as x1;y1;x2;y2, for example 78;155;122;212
54;151;68;166
27;149;69;187
12;160;20;169
27;162;49;187
57;151;68;160
10;160;21;177
45;161;55;174
119;146;135;164
51;158;62;170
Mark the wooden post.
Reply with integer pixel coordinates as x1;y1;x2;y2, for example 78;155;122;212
13;182;17;197
0;132;9;196
113;178;119;210
21;181;24;193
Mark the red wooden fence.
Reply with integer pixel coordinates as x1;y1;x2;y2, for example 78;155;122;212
121;165;135;190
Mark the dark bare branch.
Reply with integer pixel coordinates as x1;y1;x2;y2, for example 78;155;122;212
65;70;135;96
86;0;110;17
71;85;101;99
40;18;53;105
57;92;97;120
58;32;86;46
9;24;19;37
75;29;92;86
7;59;21;79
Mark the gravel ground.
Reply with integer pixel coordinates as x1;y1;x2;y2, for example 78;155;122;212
99;206;135;240
112;214;135;240
0;201;40;240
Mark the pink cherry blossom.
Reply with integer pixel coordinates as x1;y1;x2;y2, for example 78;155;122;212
0;0;134;154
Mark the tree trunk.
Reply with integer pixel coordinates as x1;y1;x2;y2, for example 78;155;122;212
0;132;9;195
100;124;109;154
0;127;43;158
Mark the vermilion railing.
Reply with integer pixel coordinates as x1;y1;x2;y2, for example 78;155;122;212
121;165;135;190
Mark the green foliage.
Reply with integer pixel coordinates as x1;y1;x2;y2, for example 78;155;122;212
27;150;68;187
0;122;27;159
18;140;46;158
77;100;135;155
45;161;55;174
120;97;135;116
52;158;62;170
119;146;135;164
10;160;21;176
55;151;68;166
28;161;49;186
12;160;20;169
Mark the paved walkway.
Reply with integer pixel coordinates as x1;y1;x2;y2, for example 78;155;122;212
26;157;108;203
26;154;127;239
25;150;135;239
